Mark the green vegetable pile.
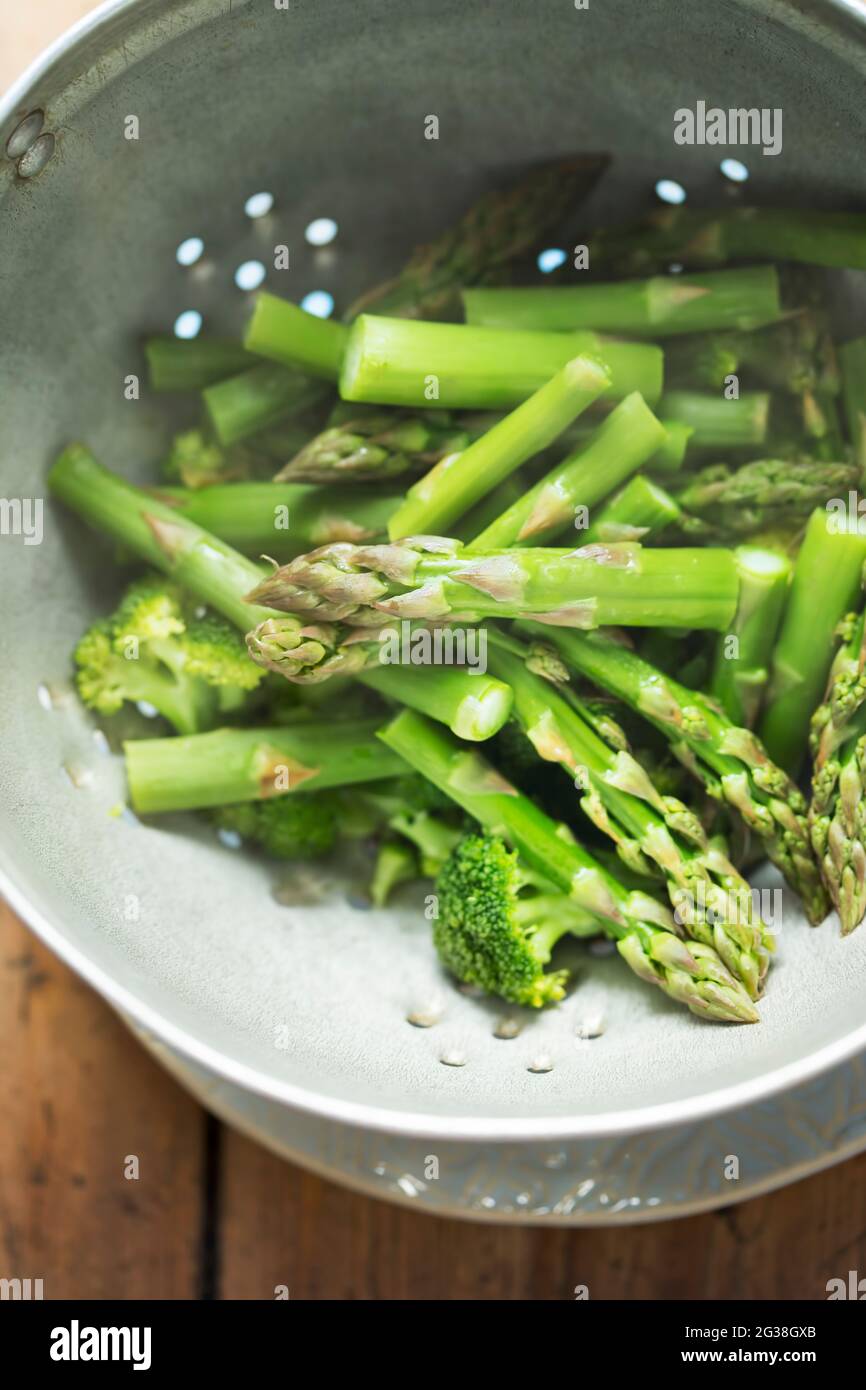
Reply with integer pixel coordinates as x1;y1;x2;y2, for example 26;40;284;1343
48;159;866;1024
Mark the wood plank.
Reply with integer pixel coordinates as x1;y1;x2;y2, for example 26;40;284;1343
217;1122;866;1299
0;901;206;1299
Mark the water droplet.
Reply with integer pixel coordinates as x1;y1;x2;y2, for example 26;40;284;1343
576;1011;606;1040
6;109;44;159
217;828;243;850
439;1049;466;1067
528;1054;554;1073
493;1016;521;1039
135;701;160;719
407;1001;443;1028
63;762;93;789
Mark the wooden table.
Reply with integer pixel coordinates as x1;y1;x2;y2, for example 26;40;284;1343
3;1;866;1302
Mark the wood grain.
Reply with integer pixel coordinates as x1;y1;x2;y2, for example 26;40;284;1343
0;902;205;1300
216;1122;866;1300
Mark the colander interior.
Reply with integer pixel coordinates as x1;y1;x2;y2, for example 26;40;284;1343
2;0;866;1138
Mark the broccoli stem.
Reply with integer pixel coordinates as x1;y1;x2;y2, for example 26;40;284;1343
710;546;792;729
378;710;758;1022
248;535;740;633
144;337;254;392
244;293;349;379
151;482;399;557
659;390;771;451
359;663;513;742
759;509;866;774
386;356;609;539
339;315;663;411
125;720;404;814
48;445;279;630
471;392;666;548
583;474;681;544
840;335;866;469
203;363;330;445
462;266;781;337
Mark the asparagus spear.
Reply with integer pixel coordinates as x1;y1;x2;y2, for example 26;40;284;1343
486;631;772;996
346;153;611;320
125;720;404;814
273;412;471;483
523;623;828;924
151;482;400;556
49;445;287;632
470;391;666;548
203;363;330;445
379;710;758;1022
339;315;663;411
665;312;839;395
246;536;740;632
659;390;771;451
840;336;866;469
591;206;866;273
386;356;609;539
672;458;861;540
244;293;349;379
649;419;694;474
583;474;681;544
710;547;792;728
760;509;866;774
463;266;781;337
809;611;866;933
145;337;255;391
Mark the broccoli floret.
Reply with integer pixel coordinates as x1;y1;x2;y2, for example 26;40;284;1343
161;429;256;488
434;834;597;1008
214;795;337;859
75;573;263;734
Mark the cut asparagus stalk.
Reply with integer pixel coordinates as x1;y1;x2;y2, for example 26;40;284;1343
379;710;758;1022
840;336;866;469
591;206;866;273
523;623;828;924
583;475;681;544
471;391;666;548
125;720;404;815
347;152;611;320
273;412;471;484
358;663;512;742
710;546;792;728
203;363;330;445
649;419;694;474
659;390;771;451
486;630;772;996
387;357;609;539
244;293;349;379
150;482;399;556
463;266;781;337
144;337;254;391
760;509;866;774
247;535;740;632
339;315;663;411
450;476;525;544
809;611;866;933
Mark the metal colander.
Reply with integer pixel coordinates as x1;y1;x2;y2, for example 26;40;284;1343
3;0;866;1143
